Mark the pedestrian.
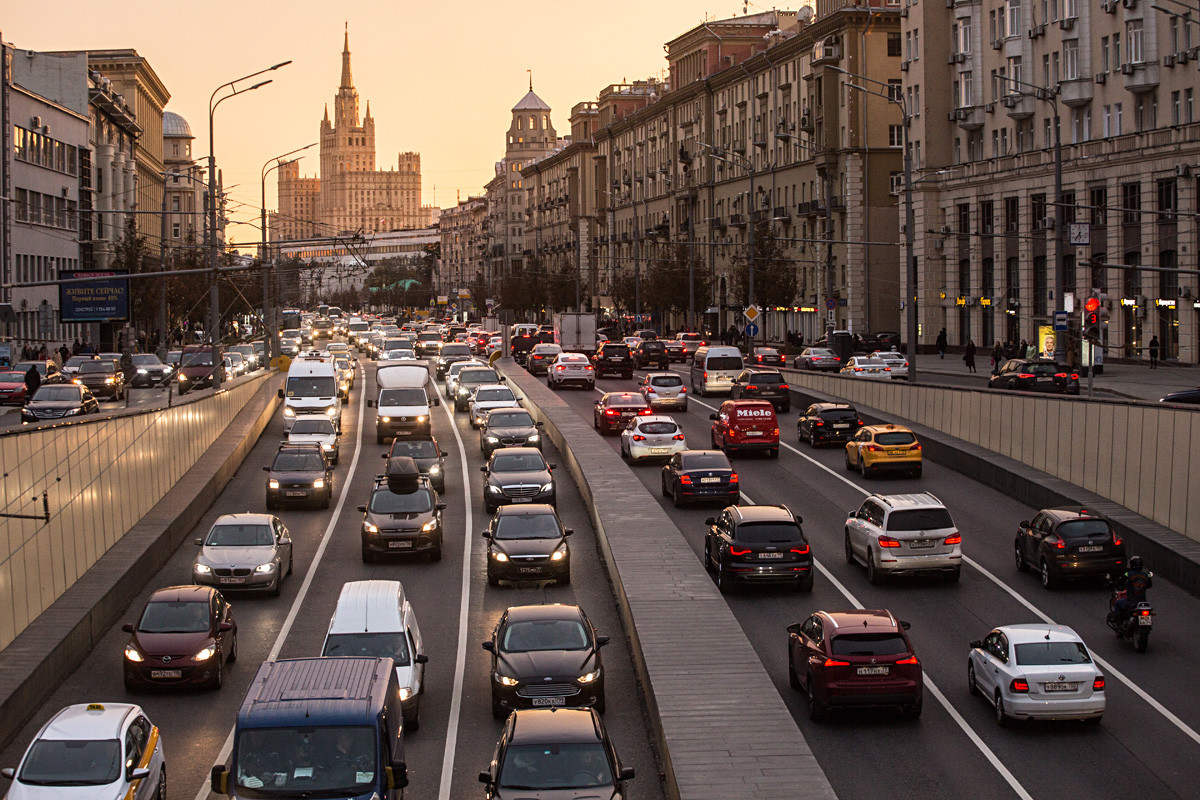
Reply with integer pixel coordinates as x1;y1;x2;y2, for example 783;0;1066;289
1149;335;1160;369
1026;340;1037;359
991;341;1003;374
964;339;977;373
936;328;948;359
71;337;81;355
24;363;41;397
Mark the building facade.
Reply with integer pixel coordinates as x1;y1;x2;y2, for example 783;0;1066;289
272;30;427;242
162;111;204;248
440;195;487;298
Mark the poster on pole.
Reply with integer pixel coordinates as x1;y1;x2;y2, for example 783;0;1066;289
59;271;129;322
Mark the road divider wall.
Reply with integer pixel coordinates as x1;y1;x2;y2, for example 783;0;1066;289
500;360;837;800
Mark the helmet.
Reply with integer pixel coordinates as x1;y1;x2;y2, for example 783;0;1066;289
1129;556;1144;570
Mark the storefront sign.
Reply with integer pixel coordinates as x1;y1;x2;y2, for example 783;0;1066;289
1155;299;1176;308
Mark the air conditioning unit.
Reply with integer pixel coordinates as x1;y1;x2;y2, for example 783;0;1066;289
1101;0;1117;10
1178;51;1190;64
1059;17;1076;31
1120;63;1135;75
1029;25;1045;39
900;60;910;71
1122;0;1136;8
934;239;945;250
991;39;1003;50
1164;54;1177;67
1042;217;1055;230
1003;96;1018;107
1176;164;1191;177
900;6;908;15
939;225;952;234
30;115;42;128
1095;72;1107;84
985;102;996;113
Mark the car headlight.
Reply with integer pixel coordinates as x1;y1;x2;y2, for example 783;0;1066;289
398;687;412;701
194;563;212;574
193;645;217;661
268;479;280;489
105;377;115;384
73;378;82;384
283;406;296;417
313;479;325;489
486;485;502;494
322;443;333;450
486;435;500;443
528;433;540;442
254;562;276;574
124;644;145;662
578;668;601;684
325;406;338;418
492;551;509;562
551;547;567;561
364;522;379;534
495;674;519;686
137;368;148;375
65;407;82;415
457;387;469;396
428;464;441;474
421;519;438;532
541;482;554;492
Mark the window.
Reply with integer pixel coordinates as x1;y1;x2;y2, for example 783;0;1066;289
983;257;995;294
1113;32;1121;68
1006;57;1022;94
1127;20;1144;64
1033;255;1048;315
888;79;902;101
889;125;904;147
1187;89;1195;124
958;18;972;53
1032;194;1047;228
888;32;902;57
172;222;181;238
1064;40;1079;80
1101;37;1110;72
1158;178;1178;217
1007;0;1022;38
959;72;973;107
1005;197;1020;232
1089;187;1107;227
1114;103;1123;135
1121;182;1140;224
1006;256;1020;299
1173;91;1183;126
981;200;995;234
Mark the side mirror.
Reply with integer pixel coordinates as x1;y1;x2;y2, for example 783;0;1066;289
436;503;447;511
1019;520;1030;529
219;621;234;632
481;640;495;652
709;413;718;420
478;772;493;786
479;465;488;473
367;399;376;408
969;640;983;650
210;767;229;795
786;622;802;636
1;768;14;780
515;396;523;401
549;463;557;470
704;517;716;526
564;528;574;536
619;766;636;781
432;398;440;406
900;621;911;630
262;466;271;472
381;453;389;459
277;388;284;399
441;451;449;457
794;515;804;525
415;653;429;664
535;421;544;427
481;531;492;539
356;505;367;513
194;537;204;546
596;635;611;647
122;623;134;633
279;536;291;546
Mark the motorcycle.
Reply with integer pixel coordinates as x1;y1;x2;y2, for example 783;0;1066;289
1106;576;1154;653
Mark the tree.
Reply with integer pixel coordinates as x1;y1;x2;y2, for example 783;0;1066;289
729;220;797;310
112;216;153;339
470;270;489;315
546;258;577;312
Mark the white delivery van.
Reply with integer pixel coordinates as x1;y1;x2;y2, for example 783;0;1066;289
321;580;427;728
689;345;745;396
279;354;342;432
370;363;437;443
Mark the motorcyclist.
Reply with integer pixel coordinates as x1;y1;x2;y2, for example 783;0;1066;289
1112;555;1152;621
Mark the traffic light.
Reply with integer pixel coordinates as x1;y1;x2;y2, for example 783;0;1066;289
1082;296;1100;340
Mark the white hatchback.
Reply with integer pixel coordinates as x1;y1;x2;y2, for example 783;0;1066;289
620;415;687;463
840;356;892;379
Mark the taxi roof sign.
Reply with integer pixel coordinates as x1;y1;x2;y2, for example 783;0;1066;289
86;703;105;711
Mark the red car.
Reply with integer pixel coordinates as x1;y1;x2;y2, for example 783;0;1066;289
787;609;923;720
709;399;779;457
593;392;651;435
751;347;785;367
122;585;237;690
0;370;28;404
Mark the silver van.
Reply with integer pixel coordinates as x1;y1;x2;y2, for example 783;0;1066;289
689;346;744;396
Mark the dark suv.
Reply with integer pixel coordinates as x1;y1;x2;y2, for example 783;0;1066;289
358;458;446;561
632;340;669;370
703;504;813;593
265;443;332;509
730;368;791;412
797;402;864;446
384;436;448;492
75;359;126;400
591;342;633;378
1015;507;1127;589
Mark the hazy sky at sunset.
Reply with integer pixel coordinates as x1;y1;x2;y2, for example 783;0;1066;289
6;0;768;246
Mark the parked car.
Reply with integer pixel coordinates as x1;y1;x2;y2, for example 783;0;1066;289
704;504;813;593
989;358;1080;395
1014;507;1127;589
483;504;571;586
191;513;293;596
123;585;237;689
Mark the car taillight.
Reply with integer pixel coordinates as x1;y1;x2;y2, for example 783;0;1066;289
1112;533;1123;546
857;419;865;426
1071;373;1079;379
639;408;652;415
780;384;789;390
746;385;758;391
673;433;686;441
895;656;920;665
632;434;646;441
865;444;880;451
1010;678;1030;693
910;442;922;451
1050;535;1065;549
1139;608;1152;617
555;365;564;370
772;428;779;436
605;409;619;416
703;371;708;380
878;536;902;548
854;367;863;372
1055;372;1068;378
824;658;850;667
679;475;693;485
700;341;707;346
944;533;962;545
730;473;739;483
1093;677;1106;690
791;545;810;555
729;547;751;556
1018;373;1035;379
814;420;824;426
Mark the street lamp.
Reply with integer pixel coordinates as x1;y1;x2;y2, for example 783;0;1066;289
698;142;758;351
206;60;291;389
261;143;317;364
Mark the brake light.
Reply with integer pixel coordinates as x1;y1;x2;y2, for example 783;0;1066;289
772;428;779;436
700;341;707;346
865;444;880;452
746;385;758;391
1093;677;1106;690
780;384;789;390
895;656;920;665
1112;534;1123;546
944;533;962;545
854;367;863;372
1018;373;1035;379
1050;535;1065;549
878;536;902;548
1139;608;1152;617
730;472;739;483
679;387;687;393
555;365;565;370
1071;373;1079;379
585;365;594;370
814;420;824;426
791;545;810;555
1055;372;1068;378
729;547;751;556
910;442;922;451
680;475;693;485
1010;678;1030;693
673;433;686;441
639;408;653;415
857;419;865;426
632;434;646;441
605;409;619;416
824;658;850;667
703;371;708;380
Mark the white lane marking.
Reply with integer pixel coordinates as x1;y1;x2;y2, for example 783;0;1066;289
738;490;1035;800
193;376;368;800
436;392;475;800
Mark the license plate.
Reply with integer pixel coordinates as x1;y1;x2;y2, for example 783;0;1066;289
518;567;543;574
1138;615;1152;626
1077;545;1103;553
286;491;306;497
888;449;907;455
388;541;414;549
700;477;721;484
909;539;935;549
745;431;763;436
512;496;532;503
150;670;182;679
531;697;566;707
759;553;784;559
651;448;670;454
1037;377;1051;382
219;577;245;584
833;423;849;429
857;666;889;676
1043;682;1077;692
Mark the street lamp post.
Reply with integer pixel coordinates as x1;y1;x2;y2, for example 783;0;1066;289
207;60;291;389
699;142;757;351
261;143;316;365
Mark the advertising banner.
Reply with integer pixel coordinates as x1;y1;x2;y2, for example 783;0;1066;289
59;271;129;322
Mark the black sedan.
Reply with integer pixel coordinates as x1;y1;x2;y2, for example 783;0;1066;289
481;447;556;513
21;383;99;422
660;449;739;507
130;354;173;387
264;443;332;509
730;368;791;412
1015;507;1127;589
483;504;571;586
593;392;651;435
481;408;544;458
750;347;785;367
988;358;1080;395
1160;386;1200;405
703;504;813;593
797;402;864;446
483;604;608;718
384;436;448;493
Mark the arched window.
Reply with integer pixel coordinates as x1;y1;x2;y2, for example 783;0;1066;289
543;115;548;129
518;116;523;130
530;115;536;129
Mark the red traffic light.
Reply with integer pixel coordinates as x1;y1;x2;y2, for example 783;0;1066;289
1084;297;1101;312
1085;312;1099;325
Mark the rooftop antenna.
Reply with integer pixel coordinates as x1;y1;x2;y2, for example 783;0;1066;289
527;69;533;92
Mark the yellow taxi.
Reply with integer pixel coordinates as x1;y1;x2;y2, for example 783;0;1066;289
845;423;923;478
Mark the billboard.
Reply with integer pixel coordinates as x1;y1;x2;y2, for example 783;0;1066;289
59;271;129;322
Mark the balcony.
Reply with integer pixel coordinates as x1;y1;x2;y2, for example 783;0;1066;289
1002;95;1036;119
949;106;985;130
729;213;747;227
1122;61;1159;93
772;206;791;222
711;216;727;232
1058;78;1093;107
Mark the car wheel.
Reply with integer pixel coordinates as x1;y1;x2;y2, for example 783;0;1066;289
430;543;443;563
559;567;571;586
716;558;733;594
995;692;1011;727
210;655;225;689
845;452;856;470
968;661;980;696
321;492;331;510
266;497;276;511
1014;541;1029;572
902;696;923;719
703;540;715;572
680;401;688;412
911;466;922;479
487;566;499;587
594;693;606;714
1135;629;1150;653
867;551;882;585
807;678;826;721
797;573;814;592
1040;559;1059;590
548;377;557;390
270;573;282;597
227;631;238;663
844;531;856;565
945;567;961;583
672;483;684;508
405;701;420;732
492;695;507;720
155;765;166;800
661;475;670;498
788;652;802;690
858;456;869;477
769;448;779;459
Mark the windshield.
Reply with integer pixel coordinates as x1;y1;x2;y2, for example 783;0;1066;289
475;388;514;403
234;726;376;796
206;524;273;547
0;371;24;382
488;411;534;427
603;345;630;356
491;453;547;472
808;349;835;357
830;633;910;657
734;523;803;544
388;440;438;458
649;375;682;387
681;453;730;470
494;514;561;540
706;356;743;370
532;345;561;354
502;619;588;652
379;388;427;406
886;508;955;531
499;742;613;790
874;432;916;446
383;339;408;350
756;349;780;356
32;386;81;402
417;332;440;341
1015;641;1092;666
1057;519;1113;541
286;376;336;398
369;488;433;513
18;739;121;786
273;453;325;472
139;600;210;633
441;345;471;356
132;355;162;366
183;353;214;367
321;632;410;666
78;362;115;375
460;369;499;384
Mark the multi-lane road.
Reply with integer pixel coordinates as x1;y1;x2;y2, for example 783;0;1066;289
0;349;665;800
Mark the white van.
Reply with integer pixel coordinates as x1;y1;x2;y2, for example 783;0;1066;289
280;354;342;432
321;580;427;728
369;363;437;443
689;345;745;396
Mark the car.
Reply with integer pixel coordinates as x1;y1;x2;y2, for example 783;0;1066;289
0;369;30;405
228;344;259;371
709;399;779;457
13;360;66;385
130;354;173;387
787;609;922;720
61;354;98;378
481;407;544;458
729;367;791;412
122;585;237;689
359;463;446;561
285;415;341;464
436;342;474;378
798;402;864;446
525;343;563;375
591;342;633;378
21;383;99;422
839;355;892;379
620;414;686;463
793;347;841;371
622;336;642;349
547;352;595;390
0;702;166;800
968;624;1105;726
675;332;705;361
226;352;247;378
750;346;785;367
478;708;634;798
845;423;923;478
660;450;739;508
1014;507;1127;589
988;358;1080;395
75;359;126;400
481;447;556;513
470;384;522;428
332;356;354;398
703;504;813;593
871;350;909;379
264;443;333;509
192;513;293;596
632;339;670;370
1159;386;1200;405
454;366;503;411
593;392;651;435
483;504;572;586
638;371;688;411
444;358;484;398
662;338;685;362
845;492;962;583
384;436;448;493
486;336;504;357
414;330;443;357
482;604;608;718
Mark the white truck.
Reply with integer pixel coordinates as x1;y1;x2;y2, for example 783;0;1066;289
554;312;598;355
368;363;438;443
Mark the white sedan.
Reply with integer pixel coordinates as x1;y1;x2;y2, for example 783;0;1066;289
871;350;909;379
620;415;687;463
469;384;522;428
839;356;892;379
486;336;504;357
968;624;1105;726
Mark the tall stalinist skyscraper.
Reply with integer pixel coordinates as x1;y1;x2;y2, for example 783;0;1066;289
272;26;425;242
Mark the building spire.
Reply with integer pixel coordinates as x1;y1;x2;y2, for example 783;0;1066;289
340;22;353;89
528;69;533;92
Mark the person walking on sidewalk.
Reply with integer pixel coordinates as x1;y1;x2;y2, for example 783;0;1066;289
964;340;977;373
991;340;1004;374
936;328;948;359
1149;335;1160;369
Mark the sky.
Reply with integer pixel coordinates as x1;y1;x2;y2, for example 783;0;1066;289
5;0;776;249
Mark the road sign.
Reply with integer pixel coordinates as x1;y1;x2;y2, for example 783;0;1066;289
1054;310;1069;332
743;305;760;322
745;322;759;337
826;297;837;310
